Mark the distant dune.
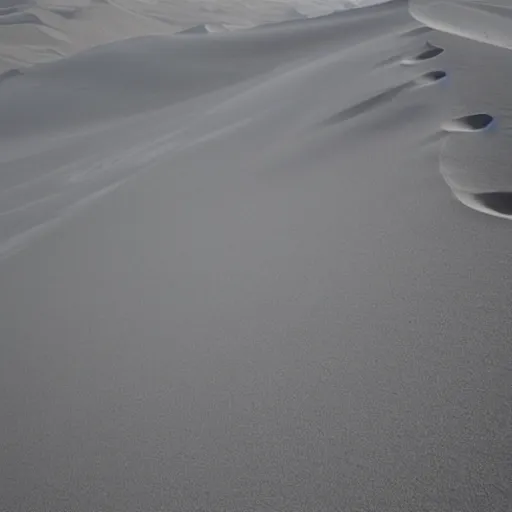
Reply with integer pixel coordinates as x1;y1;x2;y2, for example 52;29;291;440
0;0;388;72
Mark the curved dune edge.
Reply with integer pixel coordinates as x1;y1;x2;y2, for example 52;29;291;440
451;188;512;220
441;153;512;220
442;114;495;133
409;0;512;50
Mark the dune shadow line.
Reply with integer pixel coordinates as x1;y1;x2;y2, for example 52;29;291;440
322;83;412;126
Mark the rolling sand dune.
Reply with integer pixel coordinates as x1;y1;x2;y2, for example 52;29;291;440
0;0;388;72
0;2;412;141
1;0;512;510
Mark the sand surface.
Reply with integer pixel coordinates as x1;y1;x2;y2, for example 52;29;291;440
1;0;511;510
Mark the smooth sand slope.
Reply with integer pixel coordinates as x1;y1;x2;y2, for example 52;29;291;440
1;1;511;510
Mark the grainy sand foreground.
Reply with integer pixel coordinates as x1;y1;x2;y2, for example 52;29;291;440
1;0;511;510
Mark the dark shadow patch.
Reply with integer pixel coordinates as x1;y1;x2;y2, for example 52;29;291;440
460;113;493;130
401;44;445;65
322;82;411;125
0;68;22;85
444;113;494;132
420;70;446;82
475;192;512;215
415;44;444;61
400;26;433;38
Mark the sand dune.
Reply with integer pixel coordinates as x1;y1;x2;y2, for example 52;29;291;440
0;0;388;72
1;0;512;510
0;2;411;141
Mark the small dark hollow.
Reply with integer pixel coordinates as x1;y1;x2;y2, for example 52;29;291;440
416;46;444;60
458;114;494;130
476;192;512;215
424;70;447;81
